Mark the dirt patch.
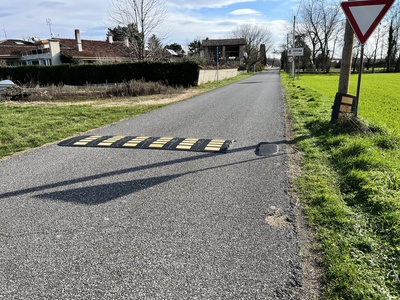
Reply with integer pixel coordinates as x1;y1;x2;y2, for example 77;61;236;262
265;206;292;228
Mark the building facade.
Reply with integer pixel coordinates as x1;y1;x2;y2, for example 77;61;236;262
0;30;133;66
202;38;246;64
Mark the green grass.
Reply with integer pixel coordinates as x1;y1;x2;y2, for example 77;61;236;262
282;72;400;299
0;105;164;159
297;73;400;132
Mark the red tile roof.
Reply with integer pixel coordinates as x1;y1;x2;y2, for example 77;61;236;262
0;40;36;57
57;38;133;59
0;38;134;60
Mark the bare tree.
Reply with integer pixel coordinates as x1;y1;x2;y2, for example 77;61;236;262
365;22;387;72
109;0;167;60
384;2;400;71
230;24;272;70
298;0;342;72
386;19;397;71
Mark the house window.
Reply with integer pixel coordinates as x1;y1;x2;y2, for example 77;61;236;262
225;46;240;59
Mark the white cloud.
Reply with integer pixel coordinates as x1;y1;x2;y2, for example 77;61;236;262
1;1;109;40
162;11;240;45
167;0;256;9
229;9;262;16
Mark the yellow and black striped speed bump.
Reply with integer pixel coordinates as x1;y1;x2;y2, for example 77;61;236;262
58;135;233;153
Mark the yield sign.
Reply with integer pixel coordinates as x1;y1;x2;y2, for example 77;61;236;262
341;0;395;44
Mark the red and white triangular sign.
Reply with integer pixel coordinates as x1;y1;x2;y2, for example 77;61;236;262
341;0;395;44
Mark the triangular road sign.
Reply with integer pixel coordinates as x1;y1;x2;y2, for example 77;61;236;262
341;0;395;44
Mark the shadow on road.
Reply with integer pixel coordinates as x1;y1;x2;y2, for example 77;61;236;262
1;140;295;205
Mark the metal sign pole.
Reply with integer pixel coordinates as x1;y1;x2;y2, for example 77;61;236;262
292;16;296;78
216;46;219;81
354;44;364;117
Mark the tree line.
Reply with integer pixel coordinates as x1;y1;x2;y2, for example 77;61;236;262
107;0;273;70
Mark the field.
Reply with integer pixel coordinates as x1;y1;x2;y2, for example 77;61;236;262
297;73;400;132
282;72;400;299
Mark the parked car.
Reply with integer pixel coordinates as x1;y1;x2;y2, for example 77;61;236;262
0;80;23;100
0;79;15;91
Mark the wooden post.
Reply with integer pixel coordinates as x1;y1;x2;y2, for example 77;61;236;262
338;20;354;94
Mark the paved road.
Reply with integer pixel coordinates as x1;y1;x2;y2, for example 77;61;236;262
0;70;300;299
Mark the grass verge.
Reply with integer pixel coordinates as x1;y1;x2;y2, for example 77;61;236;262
282;73;400;299
0;105;165;159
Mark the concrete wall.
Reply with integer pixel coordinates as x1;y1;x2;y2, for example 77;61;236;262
197;68;239;85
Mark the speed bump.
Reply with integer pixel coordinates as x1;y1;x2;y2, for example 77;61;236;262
58;135;232;153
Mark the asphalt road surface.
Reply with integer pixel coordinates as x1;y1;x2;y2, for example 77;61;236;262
0;69;301;299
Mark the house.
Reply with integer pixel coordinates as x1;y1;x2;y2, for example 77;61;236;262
0;39;37;66
163;48;183;62
202;38;246;64
0;29;133;66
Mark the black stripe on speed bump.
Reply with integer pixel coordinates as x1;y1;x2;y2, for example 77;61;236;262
58;135;232;153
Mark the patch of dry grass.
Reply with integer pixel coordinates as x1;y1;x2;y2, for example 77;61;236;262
23;79;186;103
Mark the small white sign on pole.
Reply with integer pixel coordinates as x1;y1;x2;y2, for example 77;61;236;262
288;48;304;57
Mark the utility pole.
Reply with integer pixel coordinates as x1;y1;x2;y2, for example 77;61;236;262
338;10;354;94
287;34;290;73
333;19;354;122
338;21;354;94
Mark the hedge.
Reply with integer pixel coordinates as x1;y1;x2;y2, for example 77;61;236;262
0;62;200;87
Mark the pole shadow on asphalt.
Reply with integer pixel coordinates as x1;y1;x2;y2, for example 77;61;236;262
0;140;296;204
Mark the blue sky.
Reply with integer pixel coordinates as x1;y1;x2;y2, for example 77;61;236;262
0;0;299;54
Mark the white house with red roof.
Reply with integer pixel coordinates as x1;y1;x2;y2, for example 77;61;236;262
0;30;134;66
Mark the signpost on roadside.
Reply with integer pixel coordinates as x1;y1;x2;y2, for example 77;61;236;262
288;48;304;57
337;0;394;118
288;48;304;78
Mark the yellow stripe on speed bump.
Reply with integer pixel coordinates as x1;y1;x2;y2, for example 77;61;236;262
149;137;174;149
97;136;126;146
204;139;225;151
73;136;102;146
122;136;149;147
58;135;233;153
176;138;199;150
